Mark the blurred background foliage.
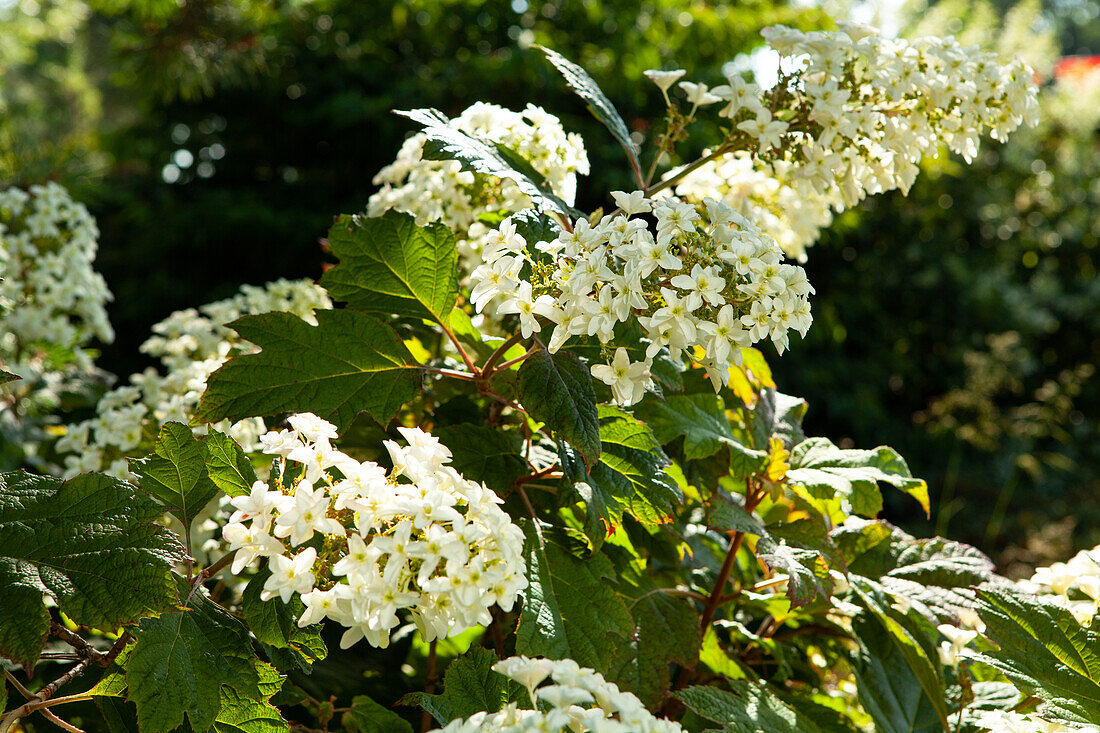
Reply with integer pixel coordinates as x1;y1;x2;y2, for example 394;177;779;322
0;0;1096;570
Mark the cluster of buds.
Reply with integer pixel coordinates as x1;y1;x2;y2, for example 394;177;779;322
469;194;812;404
222;414;527;649
433;656;683;733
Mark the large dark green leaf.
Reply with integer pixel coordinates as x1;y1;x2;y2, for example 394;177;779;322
0;471;184;666
850;612;947;733
515;524;633;673
132;422;220;531
749;389;807;450
434;424;528;497
321;211;458;324
974;587;1100;725
607;566;699;708
537;46;641;175
397;108;574;216
195;310;421;433
127;589;278;733
562;407;681;542
786;437;930;517
399;647;520;725
635;392;755;462
676;681;833;732
517;348;600;465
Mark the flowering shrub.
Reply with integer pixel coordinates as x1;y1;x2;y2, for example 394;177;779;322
3;19;1092;733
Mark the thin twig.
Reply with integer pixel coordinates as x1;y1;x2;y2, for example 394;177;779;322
49;622;107;666
481;333;526;376
644;144;732;198
422;367;478;382
439;320;478;374
491;347;538;373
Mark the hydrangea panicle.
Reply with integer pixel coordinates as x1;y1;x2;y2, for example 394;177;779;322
222;414;527;650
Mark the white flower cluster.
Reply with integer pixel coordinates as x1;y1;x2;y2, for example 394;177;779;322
1018;545;1100;627
672;153;839;261
433;656;683;733
977;710;1099;733
223;414;527;650
0;182;113;373
671;22;1039;260
469;193;812;404
56;279;331;478
367;102;589;268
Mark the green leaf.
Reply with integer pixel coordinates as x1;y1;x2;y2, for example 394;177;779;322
537;46;640;172
607;567;700;708
400;647;520;725
755;538;834;609
677;681;831;732
205;429;258;499
132;422;220;530
0;370;19;386
836;518;997;624
787;437;930;517
635;392;745;461
341;695;412;733
241;571;327;672
563;407;681;542
207;688;288;733
508;209;561;251
850;611;946;733
126;588;278;733
517;349;600;465
706;494;767;537
195;310;421;434
974;587;1100;725
0;470;184;666
434;424;528;497
321;211;458;324
851;580;950;730
749;389;807;451
515;524;633;673
398;108;574;217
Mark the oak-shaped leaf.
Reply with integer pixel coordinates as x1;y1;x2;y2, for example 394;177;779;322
126;587;280;733
321;211;458;324
400;647;523;726
676;681;840;732
973;587;1100;725
195;310;421;434
241;571;327;673
515;523;633;674
204;429;258;499
132;422;220;531
0;470;184;666
560;407;681;543
517;348;600;465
